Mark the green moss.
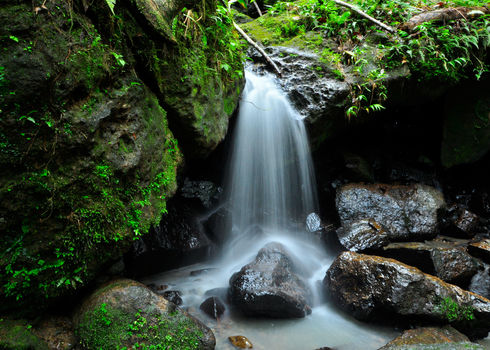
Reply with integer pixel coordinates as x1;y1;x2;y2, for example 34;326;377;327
0;319;49;350
77;303;204;350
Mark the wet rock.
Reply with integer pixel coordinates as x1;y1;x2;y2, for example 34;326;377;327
0;319;49;350
343;152;375;182
442;204;482;238
468;238;490;264
74;279;215;349
162;291;183;306
432;248;481;286
126;198;214;276
200;296;226;319
380;240;481;286
469;265;490;299
306;213;322;233
228;335;253;349
379;326;484;349
229;242;312;318
336;219;390;252
336;183;445;240
324;251;490;339
180;178;222;209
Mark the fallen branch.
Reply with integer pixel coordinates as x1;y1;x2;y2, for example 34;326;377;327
401;6;489;31
333;0;396;33
253;1;263;16
233;21;282;77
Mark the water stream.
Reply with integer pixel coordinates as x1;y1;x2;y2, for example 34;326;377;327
143;71;398;349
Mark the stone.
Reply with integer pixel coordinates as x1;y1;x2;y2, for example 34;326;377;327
468;239;490;264
0;319;49;350
306;212;322;233
325;251;490;339
162;290;183;306
442;204;482;237
380;239;481;286
469;265;490;299
336;183;446;240
203;206;232;244
229;335;253;349
180;178;222;209
336;219;390;252
229;242;312;318
125;198;215;276
74;279;215;349
379;326;484;349
200;296;226;319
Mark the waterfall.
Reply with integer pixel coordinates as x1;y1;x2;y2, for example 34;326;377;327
225;71;318;235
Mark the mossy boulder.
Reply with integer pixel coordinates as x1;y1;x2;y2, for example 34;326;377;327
122;0;245;159
74;279;215;349
0;319;49;350
0;0;181;313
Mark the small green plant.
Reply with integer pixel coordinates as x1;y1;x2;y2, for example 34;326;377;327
437;296;475;322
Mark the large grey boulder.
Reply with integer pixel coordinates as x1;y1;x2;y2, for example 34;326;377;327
336;183;446;241
324;251;490;339
229;242;312;318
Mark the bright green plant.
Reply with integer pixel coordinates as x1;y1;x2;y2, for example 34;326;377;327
437;296;475;322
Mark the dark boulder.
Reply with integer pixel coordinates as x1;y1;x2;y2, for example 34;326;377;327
336;219;390;252
469;265;490;299
162;290;183;306
324;251;490;339
200;296;226;320
379;326;484;349
180;178;222;210
74;279;215;349
380;239;481;286
468;238;490;264
336;183;446;240
229;242;312;318
126;198;215;276
442;204;483;238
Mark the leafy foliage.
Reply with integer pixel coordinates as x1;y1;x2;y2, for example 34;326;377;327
243;0;489;117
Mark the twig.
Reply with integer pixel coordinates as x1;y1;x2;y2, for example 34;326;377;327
233;21;282;77
333;0;396;33
253;1;263;17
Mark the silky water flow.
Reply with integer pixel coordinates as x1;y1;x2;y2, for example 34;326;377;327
143;71;397;349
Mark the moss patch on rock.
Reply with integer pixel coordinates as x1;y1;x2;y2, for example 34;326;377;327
75;279;215;350
0;319;49;350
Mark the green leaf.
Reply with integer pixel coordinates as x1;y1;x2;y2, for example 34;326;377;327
9;35;19;42
105;0;116;15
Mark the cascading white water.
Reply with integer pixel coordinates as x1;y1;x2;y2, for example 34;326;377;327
143;71;398;349
226;72;318;233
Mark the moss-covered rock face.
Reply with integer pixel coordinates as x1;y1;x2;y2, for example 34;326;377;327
0;0;181;313
74;279;215;349
0;319;49;350
123;0;245;159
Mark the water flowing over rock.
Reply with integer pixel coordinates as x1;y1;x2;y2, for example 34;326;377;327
336;183;446;240
379;326;484;350
229;242;312;318
200;296;226;320
74;279;215;349
324;251;490;339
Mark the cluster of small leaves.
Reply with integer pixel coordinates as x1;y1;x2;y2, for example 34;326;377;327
437;296;475;322
257;0;488;117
